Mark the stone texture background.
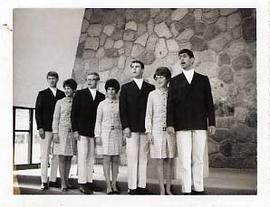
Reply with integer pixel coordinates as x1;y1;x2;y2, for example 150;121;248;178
72;8;256;169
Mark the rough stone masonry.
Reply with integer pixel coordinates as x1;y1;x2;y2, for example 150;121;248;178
72;8;256;169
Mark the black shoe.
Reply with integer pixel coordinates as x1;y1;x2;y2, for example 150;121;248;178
128;189;137;195
67;184;77;189
191;190;207;195
49;181;61;188
79;184;93;194
40;182;48;191
87;182;103;192
112;190;120;194
107;191;114;195
183;192;191;195
137;187;152;195
165;190;174;195
164;184;174;195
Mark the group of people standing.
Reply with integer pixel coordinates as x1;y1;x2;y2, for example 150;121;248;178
35;48;216;195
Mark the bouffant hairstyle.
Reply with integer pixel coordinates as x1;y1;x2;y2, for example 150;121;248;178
63;78;77;90
178;49;194;58
105;79;120;93
153;67;172;81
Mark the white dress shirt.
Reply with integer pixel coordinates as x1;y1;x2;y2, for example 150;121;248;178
88;88;97;100
133;78;143;90
49;87;57;97
182;69;194;84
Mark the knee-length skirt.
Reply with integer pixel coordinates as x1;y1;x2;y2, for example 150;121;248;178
150;129;176;159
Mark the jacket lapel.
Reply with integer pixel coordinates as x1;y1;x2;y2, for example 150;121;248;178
55;89;63;99
176;73;191;99
189;72;199;89
131;80;141;91
141;81;147;91
86;88;94;101
178;73;189;87
46;88;56;100
95;91;101;102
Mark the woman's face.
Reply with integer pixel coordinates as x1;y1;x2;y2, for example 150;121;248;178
155;75;168;88
106;87;117;99
64;86;74;97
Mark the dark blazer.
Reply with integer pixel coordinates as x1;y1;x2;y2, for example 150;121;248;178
167;72;215;131
119;80;155;132
35;88;65;131
71;88;105;137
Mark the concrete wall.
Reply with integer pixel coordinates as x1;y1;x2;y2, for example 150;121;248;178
73;8;257;169
13;8;85;107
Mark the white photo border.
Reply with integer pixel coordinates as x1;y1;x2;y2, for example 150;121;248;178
1;0;269;206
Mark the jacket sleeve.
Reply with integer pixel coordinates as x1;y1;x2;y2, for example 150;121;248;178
94;103;103;137
145;92;153;134
119;85;129;130
166;80;176;128
35;91;43;130
205;77;216;126
71;91;80;132
52;100;61;134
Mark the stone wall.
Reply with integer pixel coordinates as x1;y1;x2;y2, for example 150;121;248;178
72;8;256;169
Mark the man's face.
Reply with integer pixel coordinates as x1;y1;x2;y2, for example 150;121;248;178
178;53;194;70
86;74;99;89
47;76;58;87
130;62;144;79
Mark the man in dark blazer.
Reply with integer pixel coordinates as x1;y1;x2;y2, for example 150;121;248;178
35;71;65;190
167;49;216;195
71;72;105;194
119;60;155;195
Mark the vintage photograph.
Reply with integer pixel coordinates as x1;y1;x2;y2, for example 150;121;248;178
13;8;257;196
12;8;257;197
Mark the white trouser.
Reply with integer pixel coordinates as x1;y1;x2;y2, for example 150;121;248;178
77;136;95;184
176;130;207;193
40;131;58;183
126;132;149;190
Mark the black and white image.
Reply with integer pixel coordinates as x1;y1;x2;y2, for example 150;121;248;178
12;8;257;197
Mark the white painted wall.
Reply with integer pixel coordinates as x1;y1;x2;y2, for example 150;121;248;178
13;8;84;107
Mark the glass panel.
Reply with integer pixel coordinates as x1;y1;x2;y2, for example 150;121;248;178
15;109;30;130
14;132;30;165
32;110;40;164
